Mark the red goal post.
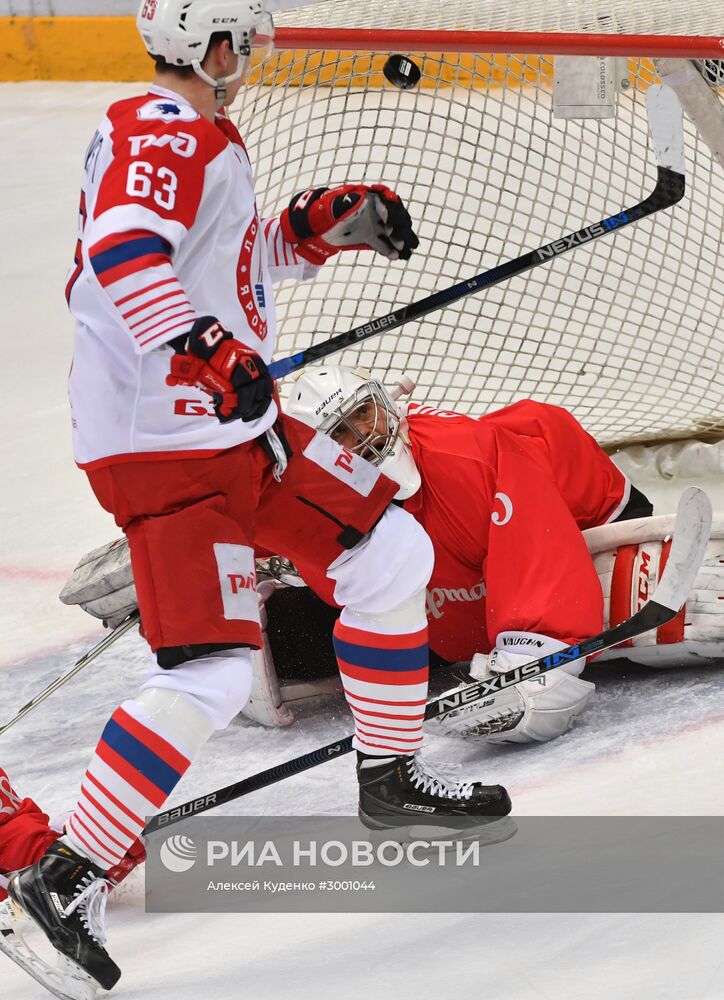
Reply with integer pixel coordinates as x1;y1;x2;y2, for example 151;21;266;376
273;28;724;59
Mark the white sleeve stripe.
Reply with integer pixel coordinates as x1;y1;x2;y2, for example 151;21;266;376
133;305;196;340
137;313;196;348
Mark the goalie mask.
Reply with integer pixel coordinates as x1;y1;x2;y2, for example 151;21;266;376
286;366;422;500
137;0;276;106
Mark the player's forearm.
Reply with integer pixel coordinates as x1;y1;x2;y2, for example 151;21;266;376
261;216;321;283
87;228;199;353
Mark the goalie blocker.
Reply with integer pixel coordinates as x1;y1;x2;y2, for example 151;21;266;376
61;512;724;735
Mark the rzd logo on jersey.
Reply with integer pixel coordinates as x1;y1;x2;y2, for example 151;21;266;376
213;544;260;625
129;132;198;159
236;214;268;342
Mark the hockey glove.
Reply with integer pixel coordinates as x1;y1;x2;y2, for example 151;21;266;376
166;316;273;424
280;184;419;265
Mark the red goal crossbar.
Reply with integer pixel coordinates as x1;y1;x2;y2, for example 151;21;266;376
274;28;724;59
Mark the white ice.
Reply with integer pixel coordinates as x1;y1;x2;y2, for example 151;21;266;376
0;83;723;1000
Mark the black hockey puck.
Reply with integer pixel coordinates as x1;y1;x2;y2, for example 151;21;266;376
382;54;422;90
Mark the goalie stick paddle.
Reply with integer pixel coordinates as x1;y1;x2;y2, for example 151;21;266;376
269;85;685;380
144;486;711;835
0;611;141;738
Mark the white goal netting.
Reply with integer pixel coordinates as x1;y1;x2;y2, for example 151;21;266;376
235;2;723;447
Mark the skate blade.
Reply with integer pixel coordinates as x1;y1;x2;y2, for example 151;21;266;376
359;811;517;847
0;898;101;1000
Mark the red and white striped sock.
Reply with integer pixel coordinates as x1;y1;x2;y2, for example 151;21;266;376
333;619;430;757
65;700;193;871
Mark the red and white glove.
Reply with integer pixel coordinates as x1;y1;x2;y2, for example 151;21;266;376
280;183;419;265
167;316;274;424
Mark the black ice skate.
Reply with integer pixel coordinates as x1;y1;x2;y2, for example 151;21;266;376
0;839;120;999
357;752;512;834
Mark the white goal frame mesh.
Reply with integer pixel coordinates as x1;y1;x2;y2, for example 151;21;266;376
234;3;724;447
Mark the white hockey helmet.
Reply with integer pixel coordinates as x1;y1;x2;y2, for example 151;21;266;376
287;366;422;500
137;0;275;102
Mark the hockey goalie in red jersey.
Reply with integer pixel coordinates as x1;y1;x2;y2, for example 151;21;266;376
282;366;655;744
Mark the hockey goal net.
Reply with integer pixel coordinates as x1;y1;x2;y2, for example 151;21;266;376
235;1;724;448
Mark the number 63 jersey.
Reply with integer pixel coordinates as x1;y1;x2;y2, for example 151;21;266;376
66;86;314;470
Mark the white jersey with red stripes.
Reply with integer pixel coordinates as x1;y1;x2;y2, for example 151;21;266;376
67;86;315;469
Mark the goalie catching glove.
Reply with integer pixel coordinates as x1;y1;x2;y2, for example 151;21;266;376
167;316;274;423
426;633;596;744
280;184;419;265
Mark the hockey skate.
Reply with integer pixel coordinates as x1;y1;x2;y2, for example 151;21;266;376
0;839;120;1000
357;752;512;838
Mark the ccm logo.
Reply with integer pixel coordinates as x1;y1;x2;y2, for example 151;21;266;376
637;550;651;608
212;16;239;22
228;574;254;594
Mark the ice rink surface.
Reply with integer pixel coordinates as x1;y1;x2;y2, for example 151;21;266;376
1;83;723;1000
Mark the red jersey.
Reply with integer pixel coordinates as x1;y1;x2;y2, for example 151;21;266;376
296;399;629;663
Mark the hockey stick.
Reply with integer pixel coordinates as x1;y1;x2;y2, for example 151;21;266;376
0;611;141;738
144;486;711;835
269;86;685;380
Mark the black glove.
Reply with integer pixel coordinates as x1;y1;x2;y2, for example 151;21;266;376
167;317;274;424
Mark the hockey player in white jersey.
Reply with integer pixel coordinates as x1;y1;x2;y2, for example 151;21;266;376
0;3;510;996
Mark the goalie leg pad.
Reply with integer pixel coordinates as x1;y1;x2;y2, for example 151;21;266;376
585;514;724;667
242;586;295;728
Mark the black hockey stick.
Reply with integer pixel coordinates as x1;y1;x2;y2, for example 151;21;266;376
269;88;685;380
144;486;710;835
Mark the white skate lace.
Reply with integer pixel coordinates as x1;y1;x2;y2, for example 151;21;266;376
63;875;111;947
406;756;474;801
